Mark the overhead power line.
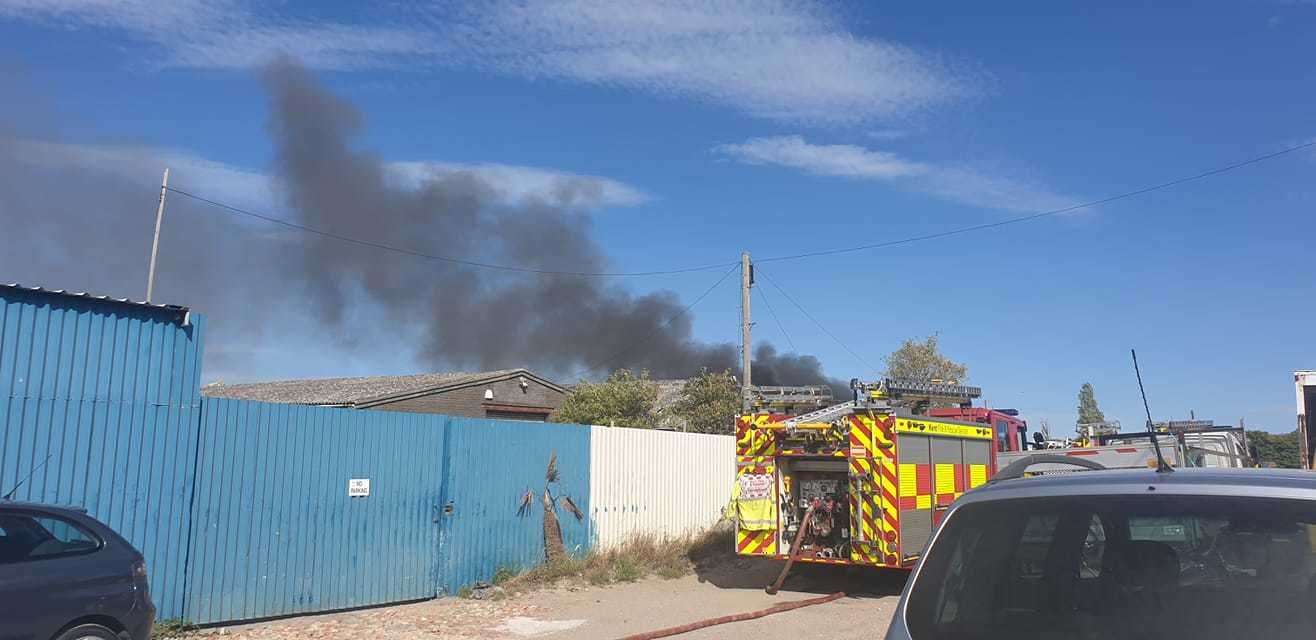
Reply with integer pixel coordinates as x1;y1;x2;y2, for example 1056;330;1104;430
757;139;1316;264
596;262;741;371
755;284;797;352
756;266;880;376
164;187;736;278
166;138;1315;276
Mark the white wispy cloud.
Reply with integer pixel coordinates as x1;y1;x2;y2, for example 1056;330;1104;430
712;135;927;179
713;135;1077;213
914;166;1077;213
169;23;442;71
866;130;910;141
0;0;973;124
16;139;649;211
16;139;275;209
430;1;973;124
0;0;440;70
388;161;651;208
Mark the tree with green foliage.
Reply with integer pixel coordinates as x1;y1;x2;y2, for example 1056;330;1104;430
883;334;968;382
553;369;657;428
673;369;740;435
1246;430;1301;468
1077;383;1105;425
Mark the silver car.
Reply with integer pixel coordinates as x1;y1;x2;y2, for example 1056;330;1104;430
885;467;1316;640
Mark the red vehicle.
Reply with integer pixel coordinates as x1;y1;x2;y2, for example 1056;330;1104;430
928;408;1029;453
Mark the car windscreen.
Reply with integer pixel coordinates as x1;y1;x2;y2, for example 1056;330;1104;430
905;494;1316;640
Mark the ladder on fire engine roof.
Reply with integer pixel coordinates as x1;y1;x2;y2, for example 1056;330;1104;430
779;378;983;428
782;401;858;427
746;385;834;411
872;379;982;405
748;385;833;403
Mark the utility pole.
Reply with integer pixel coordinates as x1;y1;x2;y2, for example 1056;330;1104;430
145;168;170;303
741;251;753;410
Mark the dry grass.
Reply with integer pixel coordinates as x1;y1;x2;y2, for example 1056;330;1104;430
153;619;198;639
512;555;587;587
501;523;736;593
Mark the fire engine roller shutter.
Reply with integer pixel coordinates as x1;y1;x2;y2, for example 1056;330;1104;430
962;438;991;492
896;433;932;559
930;437;962;527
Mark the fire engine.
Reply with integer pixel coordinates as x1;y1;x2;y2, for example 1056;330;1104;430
928;407;1029;454
732;379;997;570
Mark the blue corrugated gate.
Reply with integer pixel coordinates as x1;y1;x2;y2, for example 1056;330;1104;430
185;400;450;623
0;288;204;619
1;286;594;624
180;411;592;622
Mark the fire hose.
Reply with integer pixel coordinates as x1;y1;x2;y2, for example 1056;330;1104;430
767;502;816;595
614;504;846;639
614;591;846;640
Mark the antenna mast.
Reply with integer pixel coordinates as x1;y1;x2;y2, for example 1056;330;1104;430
1132;349;1174;473
2;454;54;501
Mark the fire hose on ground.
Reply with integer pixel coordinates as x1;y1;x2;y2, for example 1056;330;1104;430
617;504;846;640
614;591;846;640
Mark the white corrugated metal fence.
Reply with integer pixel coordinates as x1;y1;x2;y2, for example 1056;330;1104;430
589;426;735;548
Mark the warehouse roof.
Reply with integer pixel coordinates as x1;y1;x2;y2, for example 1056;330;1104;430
202;368;565;407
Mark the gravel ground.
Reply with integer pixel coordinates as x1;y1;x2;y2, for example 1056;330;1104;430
190;559;907;640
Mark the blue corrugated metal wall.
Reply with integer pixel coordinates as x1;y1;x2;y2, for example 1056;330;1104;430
440;418;591;595
1;287;596;625
184;400;450;623
0;288;203;619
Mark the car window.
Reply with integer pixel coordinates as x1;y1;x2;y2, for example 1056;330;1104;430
1013;514;1059;580
0;512;100;564
1079;514;1106;579
905;495;1316;640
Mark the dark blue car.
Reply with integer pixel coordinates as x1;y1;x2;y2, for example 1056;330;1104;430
0;502;154;640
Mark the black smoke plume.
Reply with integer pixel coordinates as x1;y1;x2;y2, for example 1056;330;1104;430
0;58;842;387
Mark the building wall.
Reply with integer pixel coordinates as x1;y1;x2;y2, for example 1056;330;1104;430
589;426;735;548
370;377;565;420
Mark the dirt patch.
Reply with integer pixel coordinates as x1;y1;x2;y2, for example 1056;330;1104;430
192;556;907;640
184;598;544;640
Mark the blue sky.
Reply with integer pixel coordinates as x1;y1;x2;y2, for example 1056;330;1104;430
1;1;1314;434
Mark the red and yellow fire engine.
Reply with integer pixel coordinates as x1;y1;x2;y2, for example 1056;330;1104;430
732;379;997;570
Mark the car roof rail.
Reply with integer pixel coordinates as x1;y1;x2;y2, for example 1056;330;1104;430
991;454;1107;483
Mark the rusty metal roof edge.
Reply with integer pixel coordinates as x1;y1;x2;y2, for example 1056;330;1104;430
2;282;190;314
